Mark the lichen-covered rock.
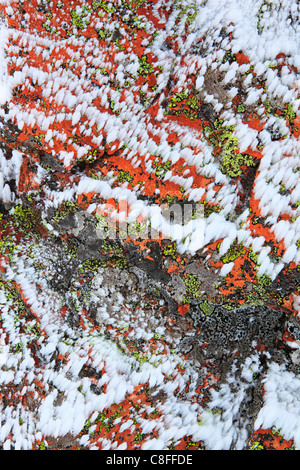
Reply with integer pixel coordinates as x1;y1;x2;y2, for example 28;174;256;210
0;0;299;451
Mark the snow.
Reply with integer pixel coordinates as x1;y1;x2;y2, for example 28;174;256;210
0;0;299;452
0;22;11;105
255;363;300;448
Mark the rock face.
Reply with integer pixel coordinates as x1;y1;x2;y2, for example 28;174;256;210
0;0;299;451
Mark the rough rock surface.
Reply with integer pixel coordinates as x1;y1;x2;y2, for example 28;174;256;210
0;0;300;450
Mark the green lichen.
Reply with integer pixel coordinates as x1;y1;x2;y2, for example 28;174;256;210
256;274;272;287
163;242;177;260
0;231;17;263
248;248;259;264
263;98;278;116
244;274;274;306
166;89;199;120
110;254;129;269
38;441;46;450
153;158;172;178
79;258;107;274
27;190;41;204
95;213;114;239
249;441;264;450
12;204;42;236
183;274;202;303
205;120;256;178
284;103;296;125
117;170;134;184
221;50;237;64
174;0;198;27
87;408;122;434
127;220;147;241
92;0;116;14
70;6;91;30
134;431;145;442
53;201;76;222
221;240;247;264
138;55;154;78
237;103;245;113
42;21;57;34
199;300;215;316
167;90;189;108
203;200;220;218
98;28;112;40
216;121;256;178
65;239;78;259
186;94;200;110
257;1;274;35
0;279;41;343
